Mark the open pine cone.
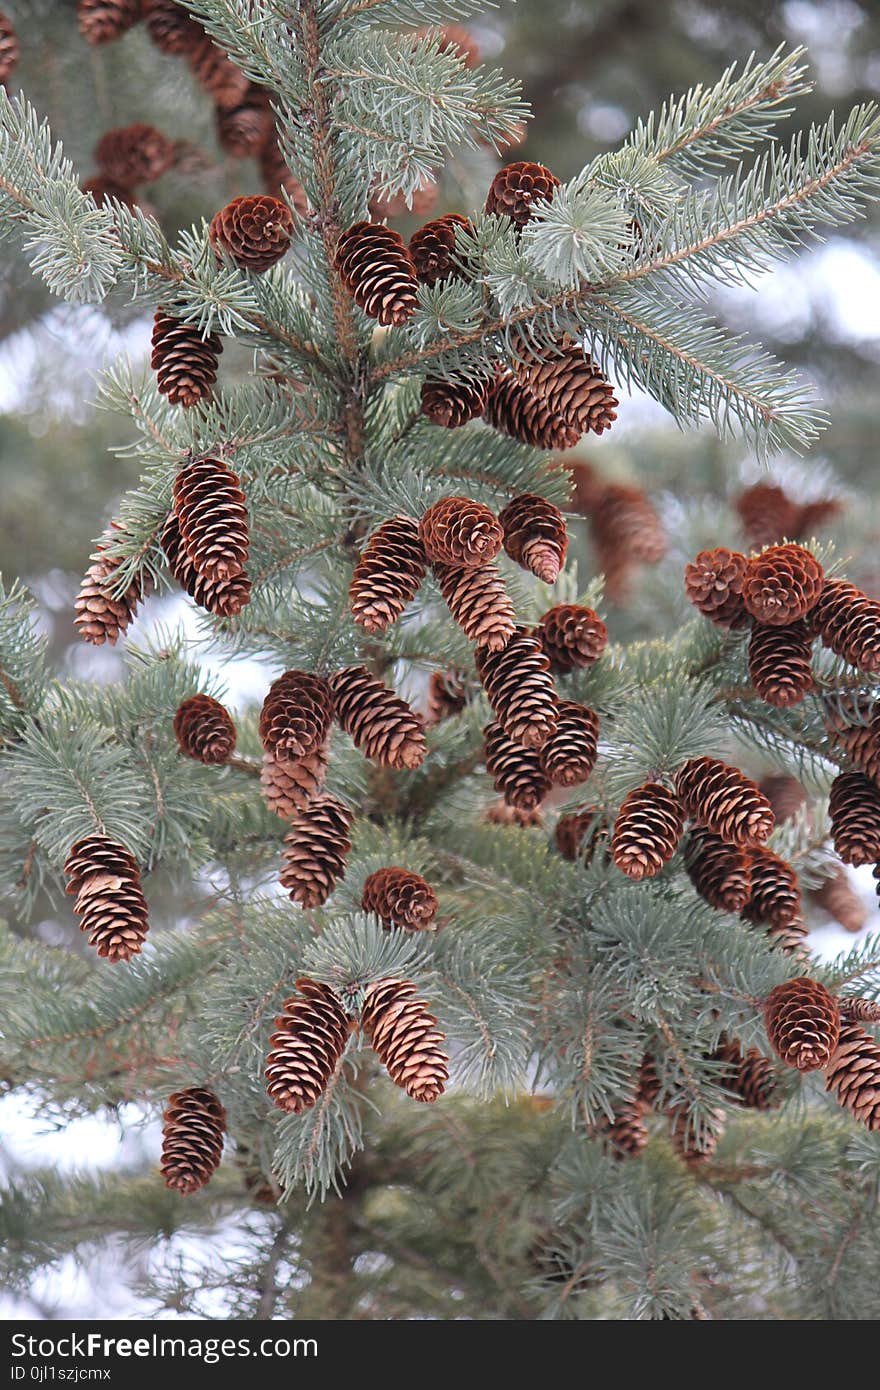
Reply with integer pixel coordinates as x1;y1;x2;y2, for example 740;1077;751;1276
741;543;824;626
209;196;294;273
485;161;560;227
420;496;503;568
409;214;473;286
764;979;840;1072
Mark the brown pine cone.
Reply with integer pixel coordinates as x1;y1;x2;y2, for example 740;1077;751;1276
485;161;560;228
188;35;250;109
799;497;841;534
741;543;824;626
419;496;503;569
215;85;272;158
669;1108;723;1166
824;1022;880;1131
741;845;803;932
81;175;138;209
265;978;351;1114
151;309;222;408
349;516;427;634
685;827;752;913
712;1039;780;1111
258;129;309;214
209;195;294;274
735;482;801;551
417;22;481;68
764;979;840;1072
425;668;471;725
64;834;150;962
840;998;880;1023
675;757;774;848
595;1099;648;1158
361;978;449;1103
369;176;438;220
684;548;749;628
0;11;19;81
483;720;551;811
811;868;867;934
539;702;599;788
75;524;151;645
94;123;176;187
498;493;568;584
828;771;880;866
362;867;439;932
145;0;203;54
77;0;141;45
280;795;354;908
554;807;608;863
811;578;880;675
483;371;580;451
409;214;472;286
161;511;251;617
259;671;332;761
824;698;880;786
173;457;249;583
420;375;490;428
260;745;328;820
748;621;815;708
611;782;685;881
637;1053;662;1109
759;772;808;826
174;693;236;764
334;221;419;326
160;1087;226;1195
484;800;543;828
433;561;516;652
536;604;608;673
590;483;667;578
329;666;426;770
514;343;618;437
475;627;559;750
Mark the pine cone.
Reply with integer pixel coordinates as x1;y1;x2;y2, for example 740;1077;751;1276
215;85;272;158
151;309;222;408
611;782;685;881
811;578;880;675
539;702;599;788
839;998;880;1024
684;548;749;628
173;457;249;583
433;561;516;652
735;482;802;551
485;161;560;228
265;978;351;1114
280;794;354;908
0;11;19;81
369;176;438;220
742;845;803;933
260;745;328;820
483;720;551;811
591;484;666;601
536;604;608;673
174;694;236;764
824;1022;880;1131
161;511;251;617
828;771;880;866
596;1099;648;1158
759;772;808;826
824;698;880;785
258;129;309;213
349;516;427;634
160;1087;226;1195
514;343;618;437
811;869;868;935
685;827;752;913
741;543;824;626
361;978;449;1103
637;1053;662;1109
799;497;842;534
259;671;333;761
77;0;141;45
764;979;840;1072
554;807;608;863
81;175;138;209
417;22;481;68
712;1039;780;1111
329;666;426;770
748;621;815;708
334;222;418;326
94;123;176;187
475;627;559;750
145;0;203;55
74;524;151;645
483;371;580;451
420;375;490;428
362;867;439;932
669;1108;723;1166
675;757;774;848
188;35;249;109
425;668;471;726
209;195;294;274
498;493;568;584
484;800;543;828
419;496;503;569
409;214;472;287
64;834;150;962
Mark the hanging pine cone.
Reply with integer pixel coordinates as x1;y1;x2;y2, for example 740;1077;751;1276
811;868;868;935
669;1108;723;1166
535;604;608;673
94;123;176;187
280;794;354;908
824;697;880;786
675;757;774;848
595;1099;648;1158
539;702;599;788
329;666;426;770
684;548;749;628
77;0;141;45
349;516;427;634
748;621;815;708
74;524;151;645
145;0;203;54
735;481;802;551
591;485;667;603
810;578;880;675
475;627;559;750
484;799;543;828
81;175;138;209
741;846;803;936
174;693;236;764
824;1022;880;1131
362;867;439;932
637;1053;662;1109
409;214;472;286
419;496;503;569
483;720;551;811
554;807;608;863
260;745;328;820
483;371;580;452
64;834;150;962
334;222;419;326
188;35;250;109
485;161;560;228
764;979;840;1072
0;11;19;81
161;511;251;617
611;782;685;881
759;772;808;826
741;543;824;626
839;998;880;1023
369;176;438;221
361;978;449;1103
828;771;880;866
513;342;618;437
215;85;272;158
258;129;309;214
265;978;351;1114
173;457;249;583
433;561;516;652
420;375;490;428
151;309;222;408
685;828;752;913
209;195;294;274
160;1087;226;1195
259;671;332;761
498;493;568;584
712;1038;780;1111
425;668;470;726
